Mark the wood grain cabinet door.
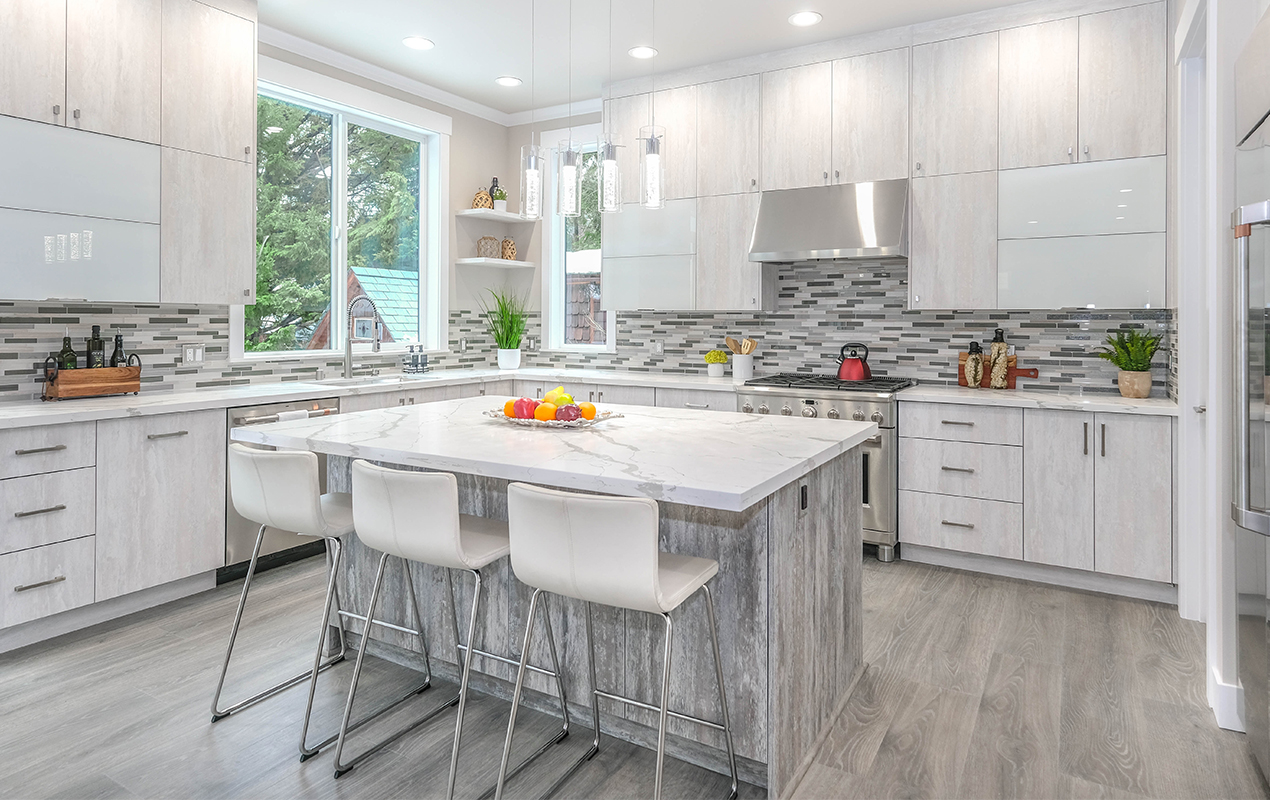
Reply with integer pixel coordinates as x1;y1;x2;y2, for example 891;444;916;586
696;192;762;310
653;85;698;201
95;410;227;601
1093;413;1172;582
831;48;910;183
1078;2;1167;162
998;18;1079;169
0;0;66;125
66;0;162;143
1023;409;1094;570
605;93;651;206
761;62;832;190
695;75;761;196
909;171;997;309
911;32;999;177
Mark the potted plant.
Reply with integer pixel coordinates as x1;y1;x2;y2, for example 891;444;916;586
1097;329;1161;399
705;349;728;378
491;185;508;213
480;289;528;370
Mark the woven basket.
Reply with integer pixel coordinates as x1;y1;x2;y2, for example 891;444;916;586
477;236;500;259
472;188;493;209
501;238;517;260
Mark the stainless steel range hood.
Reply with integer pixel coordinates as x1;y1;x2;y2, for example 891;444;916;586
748;179;908;262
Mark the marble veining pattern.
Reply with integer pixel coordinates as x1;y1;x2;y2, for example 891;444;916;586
899;385;1180;416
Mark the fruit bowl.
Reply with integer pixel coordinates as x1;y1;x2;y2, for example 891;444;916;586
483;409;624;429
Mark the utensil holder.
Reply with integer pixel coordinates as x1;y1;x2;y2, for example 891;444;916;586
732;354;754;384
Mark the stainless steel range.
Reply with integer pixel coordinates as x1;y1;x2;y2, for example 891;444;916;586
738;374;914;562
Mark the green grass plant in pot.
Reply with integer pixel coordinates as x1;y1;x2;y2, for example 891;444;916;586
491;185;508;213
1097;329;1161;398
705;349;729;378
481;289;528;370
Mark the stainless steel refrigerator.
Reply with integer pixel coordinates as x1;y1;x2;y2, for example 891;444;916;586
1234;6;1270;780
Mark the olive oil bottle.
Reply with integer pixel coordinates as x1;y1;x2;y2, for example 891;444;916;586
86;325;106;368
57;330;77;370
109;334;127;367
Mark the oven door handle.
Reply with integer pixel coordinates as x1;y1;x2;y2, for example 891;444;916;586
860;434;883;446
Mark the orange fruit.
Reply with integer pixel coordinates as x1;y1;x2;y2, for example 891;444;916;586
578;402;596;420
503;399;517;417
534;402;558;421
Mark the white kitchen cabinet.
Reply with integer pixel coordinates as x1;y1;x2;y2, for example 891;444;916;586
696;193;771;311
161;0;256;162
1093;413;1172;582
655;388;736;412
998;232;1166;310
95;410;227;601
606;93;652;206
898;490;1023;560
587;384;655;406
160;148;255;304
66;0;162;143
1078;3;1167;162
1023;409;1094;571
909;171;997;309
696;75;762;196
761;63;833;190
653;85;698;201
998;18;1079;169
0;468;96;555
0;0;66;126
340;391;408;413
0;537;96;628
831;49;910;183
911;32;998;177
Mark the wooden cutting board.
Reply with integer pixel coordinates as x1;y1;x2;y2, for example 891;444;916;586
957;353;1039;389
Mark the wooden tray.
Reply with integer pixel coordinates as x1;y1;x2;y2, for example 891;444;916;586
957;353;1038;389
43;362;141;401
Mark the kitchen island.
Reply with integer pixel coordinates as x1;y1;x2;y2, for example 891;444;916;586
231;396;875;795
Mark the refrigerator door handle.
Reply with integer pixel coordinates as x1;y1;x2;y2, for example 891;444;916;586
1232;209;1270;536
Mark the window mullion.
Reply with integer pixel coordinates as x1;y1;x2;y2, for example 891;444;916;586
332;112;350;352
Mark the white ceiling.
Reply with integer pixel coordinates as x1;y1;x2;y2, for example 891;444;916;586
258;0;1038;117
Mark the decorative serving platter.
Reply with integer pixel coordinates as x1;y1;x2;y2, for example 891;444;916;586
483;409;624;429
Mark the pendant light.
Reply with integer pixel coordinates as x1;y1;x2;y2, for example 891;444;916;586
520;0;542;220
638;0;664;209
557;0;581;218
597;0;622;214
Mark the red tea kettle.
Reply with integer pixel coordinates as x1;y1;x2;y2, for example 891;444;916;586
837;343;873;381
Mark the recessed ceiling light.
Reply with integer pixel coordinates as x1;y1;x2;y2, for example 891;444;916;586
1027;220;1039;224
628;46;658;59
788;11;823;26
402;36;434;51
1120;188;1133;193
1117;204;1127;208
1116;216;1126;220
495;76;523;87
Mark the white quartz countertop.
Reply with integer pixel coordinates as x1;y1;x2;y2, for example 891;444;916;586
230;395;878;512
897;385;1179;416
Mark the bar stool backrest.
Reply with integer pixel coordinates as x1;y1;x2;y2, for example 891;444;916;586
228;443;327;535
351;460;466;569
506;482;663;614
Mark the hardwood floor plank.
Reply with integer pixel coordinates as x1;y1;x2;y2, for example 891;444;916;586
811;663;911;776
864;679;980;798
992;580;1068;666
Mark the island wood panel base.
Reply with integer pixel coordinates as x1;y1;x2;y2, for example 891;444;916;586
327;452;864;795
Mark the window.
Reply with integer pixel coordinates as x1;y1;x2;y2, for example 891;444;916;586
245;88;435;355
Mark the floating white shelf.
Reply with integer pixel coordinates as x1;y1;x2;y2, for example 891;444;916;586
455;257;535;269
456;208;538;224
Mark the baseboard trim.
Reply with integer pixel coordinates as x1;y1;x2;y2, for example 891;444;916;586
1210;664;1246;732
0;571;216;655
901;544;1178;605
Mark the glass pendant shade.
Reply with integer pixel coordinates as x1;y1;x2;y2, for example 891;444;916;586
597;134;622;213
639;125;665;210
557;140;582;218
520;143;544;220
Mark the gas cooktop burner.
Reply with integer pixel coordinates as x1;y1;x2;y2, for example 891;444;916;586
744;374;916;393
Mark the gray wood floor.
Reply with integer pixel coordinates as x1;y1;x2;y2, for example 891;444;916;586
793;558;1270;800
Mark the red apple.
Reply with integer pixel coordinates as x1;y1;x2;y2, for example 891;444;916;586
513;397;539;419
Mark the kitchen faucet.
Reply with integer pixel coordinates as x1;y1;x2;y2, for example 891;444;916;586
343;294;382;379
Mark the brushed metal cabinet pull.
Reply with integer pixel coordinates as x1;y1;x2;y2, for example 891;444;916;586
1084;422;1089;455
589;391;595;402
941;466;975;474
684;402;710;409
941;520;975;529
147;430;189;440
1101;423;1106;457
14;444;66;456
598;391;604;402
15;504;66;519
941;420;974;427
15;575;65;593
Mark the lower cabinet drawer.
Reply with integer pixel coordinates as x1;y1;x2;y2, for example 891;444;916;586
0;536;95;628
0;467;96;554
899;439;1022;503
899;490;1023;560
0;422;96;479
655;388;736;412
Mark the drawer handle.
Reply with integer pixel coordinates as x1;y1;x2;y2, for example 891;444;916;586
14;504;67;519
14;575;66;593
14;444;67;456
147;431;189;440
863;434;883;445
941;466;975;474
940;420;974;427
941;520;976;529
684;402;711;409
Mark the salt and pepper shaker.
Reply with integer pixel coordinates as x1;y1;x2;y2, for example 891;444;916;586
989;328;1009;389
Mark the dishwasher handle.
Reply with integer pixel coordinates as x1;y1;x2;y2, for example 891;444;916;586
233;407;337;427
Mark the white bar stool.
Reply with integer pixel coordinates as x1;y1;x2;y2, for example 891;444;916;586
212;444;433;763
335;460;570;798
499;482;739;800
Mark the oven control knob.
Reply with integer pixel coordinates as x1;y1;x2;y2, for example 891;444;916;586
852;410;866;421
802;406;817;418
781;405;793;416
758;404;770;415
871;411;884;424
741;402;753;414
827;408;840;419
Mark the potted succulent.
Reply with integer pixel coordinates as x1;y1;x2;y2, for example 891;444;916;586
705;349;728;378
480;289;528;370
1097;328;1161;399
491;185;508;213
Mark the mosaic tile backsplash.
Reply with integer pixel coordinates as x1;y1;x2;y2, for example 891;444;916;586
0;261;1175;403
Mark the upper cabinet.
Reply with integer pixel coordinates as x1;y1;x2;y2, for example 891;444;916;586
831;49;910;184
911;32;998;177
653;85;698;201
998;19;1079;169
696;193;772;311
1078;3;1167;162
910;171;997;309
67;0;162;143
162;0;256;162
161;148;255;305
696;75;762;196
0;1;66;126
606;93;651;206
761;63;833;190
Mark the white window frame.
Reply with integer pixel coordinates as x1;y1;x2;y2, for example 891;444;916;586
231;59;450;362
541;122;617;353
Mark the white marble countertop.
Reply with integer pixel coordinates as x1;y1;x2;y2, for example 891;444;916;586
897;385;1179;416
230;395;878;512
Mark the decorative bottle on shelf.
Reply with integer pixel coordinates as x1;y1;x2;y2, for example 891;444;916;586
964;341;984;388
988;328;1009;389
57;331;77;370
109;334;127;367
86;325;106;368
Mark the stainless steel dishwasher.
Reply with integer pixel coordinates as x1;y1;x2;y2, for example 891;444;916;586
223;397;340;574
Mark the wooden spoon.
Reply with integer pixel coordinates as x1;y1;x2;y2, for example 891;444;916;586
725;336;742;354
741;338;757;355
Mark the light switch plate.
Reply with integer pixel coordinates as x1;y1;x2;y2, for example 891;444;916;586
182;343;205;364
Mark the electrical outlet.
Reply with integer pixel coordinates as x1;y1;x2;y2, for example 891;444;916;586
183;343;205;364
459;337;468;353
653;340;665;356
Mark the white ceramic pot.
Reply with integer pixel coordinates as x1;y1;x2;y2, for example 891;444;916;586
493;199;508;213
497;348;521;370
732;354;754;384
707;363;725;378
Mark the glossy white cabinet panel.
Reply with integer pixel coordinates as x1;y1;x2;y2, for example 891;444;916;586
761;62;833;190
601;199;696;258
911;32;999;177
998;233;1165;309
1078;3;1167;162
999;156;1165;238
0;0;66;126
695;75;762;196
601;255;695;311
0;209;159;302
66;0;162;143
0;116;160;224
831;48;910;184
998;18;1079;169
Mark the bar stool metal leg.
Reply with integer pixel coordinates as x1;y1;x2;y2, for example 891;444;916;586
654;612;674;800
446;568;483;800
703;585;739;799
298;536;349;759
210;525;346;723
